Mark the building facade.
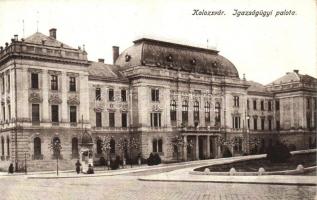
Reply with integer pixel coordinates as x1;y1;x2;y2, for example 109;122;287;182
0;29;315;171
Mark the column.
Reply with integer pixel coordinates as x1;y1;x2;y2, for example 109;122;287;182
183;135;187;161
195;135;199;160
206;135;210;159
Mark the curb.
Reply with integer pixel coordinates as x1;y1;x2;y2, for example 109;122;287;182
137;177;317;186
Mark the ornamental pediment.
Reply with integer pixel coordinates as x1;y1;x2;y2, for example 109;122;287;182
119;103;128;112
48;70;62;76
48;94;62;104
29;92;43;103
152;104;162;111
67;95;80;105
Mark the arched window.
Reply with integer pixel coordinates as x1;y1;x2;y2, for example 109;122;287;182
96;138;103;154
72;138;79;158
152;139;157;152
1;136;4;156
215;102;221;124
6;136;9;156
34;137;41;160
110;138;115;154
170;100;177;123
182;100;188;124
205;102;210;123
52;137;61;158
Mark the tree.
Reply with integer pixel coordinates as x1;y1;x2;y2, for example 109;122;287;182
49;139;62;176
101;135;111;170
171;135;184;162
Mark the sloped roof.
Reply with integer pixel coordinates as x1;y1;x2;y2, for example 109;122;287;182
247;81;268;93
115;38;239;77
24;32;74;49
88;61;126;80
267;72;317;85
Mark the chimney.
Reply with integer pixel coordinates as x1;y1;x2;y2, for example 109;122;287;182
293;69;299;74
98;58;104;63
112;46;119;64
49;28;57;39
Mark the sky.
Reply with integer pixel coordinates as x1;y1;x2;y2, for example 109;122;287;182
0;0;316;85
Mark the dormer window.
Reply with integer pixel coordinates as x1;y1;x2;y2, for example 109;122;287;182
191;59;196;65
125;54;131;62
166;54;173;62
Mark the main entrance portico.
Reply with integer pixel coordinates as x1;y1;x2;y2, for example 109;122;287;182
182;132;221;161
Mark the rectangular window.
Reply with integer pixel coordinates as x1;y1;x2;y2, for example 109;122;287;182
307;98;311;110
95;88;101;101
96;112;102;127
232;116;240;129
276;120;280;130
70;106;77;123
2;105;5;121
268;101;272;111
69;77;76;92
1;76;4;93
31;73;39;89
8;105;10;120
122;113;127;128
32;104;40;122
109;89;114;101
261;118;265;130
253;117;257;130
247;100;249;110
234;96;239;107
253;100;257;110
150;113;161;127
261;101;264;111
121;89;126;102
276;100;280;111
51;75;58;90
7;74;10;92
151;89;159;102
109;112;115;127
247;117;250;129
268;119;272;130
51;105;59;123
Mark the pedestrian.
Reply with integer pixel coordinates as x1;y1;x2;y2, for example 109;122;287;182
8;163;14;174
87;164;94;174
75;160;81;174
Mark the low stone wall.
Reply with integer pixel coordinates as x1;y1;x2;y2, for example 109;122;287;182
190;149;316;176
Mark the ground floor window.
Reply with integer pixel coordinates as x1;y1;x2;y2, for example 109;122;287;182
72;138;79;158
52;137;61;159
34;137;41;159
6;136;9;156
152;138;163;153
110;138;115;153
96;138;103;154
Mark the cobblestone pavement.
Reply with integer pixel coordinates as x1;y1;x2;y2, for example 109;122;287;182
0;174;316;200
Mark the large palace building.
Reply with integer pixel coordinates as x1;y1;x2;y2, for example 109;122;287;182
0;29;316;171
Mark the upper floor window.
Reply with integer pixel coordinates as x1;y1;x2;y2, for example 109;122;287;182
170;100;177;122
233;96;239;107
95;88;101;101
122;113;127;128
268;101;272;111
151;89;159;102
215;102;221;124
32;104;40;123
51;105;59;123
31;73;39;89
261;100;264;111
121;89;127;102
253;117;257;130
70;106;77;123
261;118;265;130
232;116;240;129
69;77;76;92
275;100;280;111
96;112;102;127
1;76;4;93
268;119;272;130
150;112;161;128
247;99;249;110
194;101;199;123
7;74;10;92
109;89;114;101
51;75;58;90
182;100;188;124
253;100;257;110
205;102;211;123
307;98;311;110
109;112;115;127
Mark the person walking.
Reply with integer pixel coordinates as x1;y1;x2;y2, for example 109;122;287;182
8;163;14;174
75;160;81;174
